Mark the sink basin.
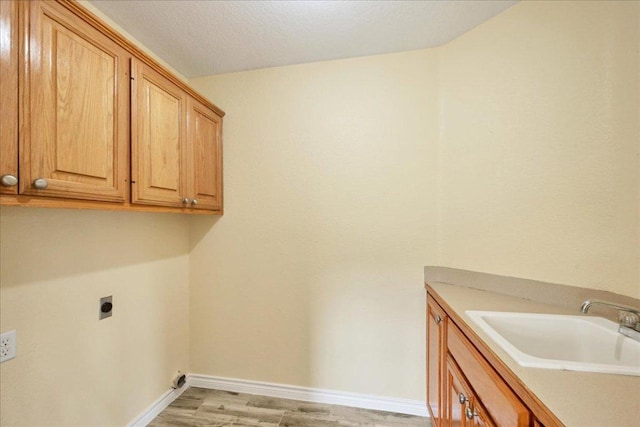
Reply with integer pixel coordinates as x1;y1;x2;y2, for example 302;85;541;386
465;311;640;376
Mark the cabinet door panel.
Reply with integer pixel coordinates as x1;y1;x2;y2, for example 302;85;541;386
188;96;222;211
0;0;18;195
131;58;187;207
21;1;128;201
427;297;446;426
446;358;466;427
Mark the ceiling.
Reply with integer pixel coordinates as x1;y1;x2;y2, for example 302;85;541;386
89;0;517;78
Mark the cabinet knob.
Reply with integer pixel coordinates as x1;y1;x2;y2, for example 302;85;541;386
465;406;478;420
0;174;18;187
33;178;48;190
458;393;468;404
191;199;198;206
182;197;191;204
435;315;442;324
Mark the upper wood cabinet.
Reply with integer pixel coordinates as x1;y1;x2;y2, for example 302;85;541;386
131;60;223;211
20;0;129;202
188;96;223;211
131;58;188;207
0;0;19;195
0;0;224;214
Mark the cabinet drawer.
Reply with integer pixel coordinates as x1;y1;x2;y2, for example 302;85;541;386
448;321;530;427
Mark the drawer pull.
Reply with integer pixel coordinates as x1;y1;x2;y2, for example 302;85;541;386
435;315;442;324
458;393;468;404
465;406;479;420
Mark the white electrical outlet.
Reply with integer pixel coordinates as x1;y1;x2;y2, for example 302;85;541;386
0;330;16;363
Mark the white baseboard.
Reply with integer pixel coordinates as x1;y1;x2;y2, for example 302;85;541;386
188;374;429;417
126;385;187;427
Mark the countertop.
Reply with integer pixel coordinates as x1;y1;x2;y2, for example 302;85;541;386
428;282;640;427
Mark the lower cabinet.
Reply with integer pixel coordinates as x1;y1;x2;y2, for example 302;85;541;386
426;292;536;427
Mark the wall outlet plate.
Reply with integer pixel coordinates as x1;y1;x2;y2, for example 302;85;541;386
0;330;16;363
100;295;113;320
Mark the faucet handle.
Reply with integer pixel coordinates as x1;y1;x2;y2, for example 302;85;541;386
619;311;640;331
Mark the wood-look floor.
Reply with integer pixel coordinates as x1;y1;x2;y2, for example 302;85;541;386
149;387;432;427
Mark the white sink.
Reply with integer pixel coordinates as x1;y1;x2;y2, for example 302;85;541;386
465;311;640;376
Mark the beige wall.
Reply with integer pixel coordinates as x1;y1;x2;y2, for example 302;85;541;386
187;0;639;403
189;49;439;400
0;208;190;426
437;0;640;299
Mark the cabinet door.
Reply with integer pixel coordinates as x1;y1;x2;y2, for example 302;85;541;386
427;296;446;426
0;0;18;195
21;0;129;201
131;58;188;207
446;357;495;427
187;96;223;211
446;357;466;427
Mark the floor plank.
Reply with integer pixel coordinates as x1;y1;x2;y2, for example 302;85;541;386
150;388;431;427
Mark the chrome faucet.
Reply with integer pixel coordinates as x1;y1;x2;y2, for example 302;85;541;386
581;299;640;342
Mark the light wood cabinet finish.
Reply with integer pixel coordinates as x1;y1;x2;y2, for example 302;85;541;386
0;0;19;195
188;96;223;211
426;285;562;427
131;58;187;207
1;0;224;214
20;0;129;201
427;296;447;426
